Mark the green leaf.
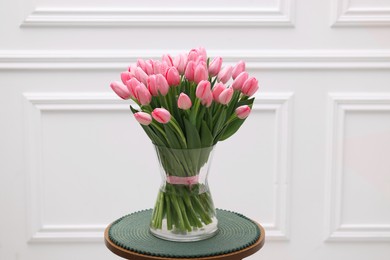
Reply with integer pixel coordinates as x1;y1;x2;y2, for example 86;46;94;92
218;118;246;142
237;97;255;107
225;90;241;118
130;105;139;114
183;118;201;173
141;125;163;146
164;124;182;149
183;118;201;149
200;121;213;148
212;109;226;137
149;125;169;146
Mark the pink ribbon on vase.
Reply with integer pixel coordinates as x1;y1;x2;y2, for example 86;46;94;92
166;175;199;187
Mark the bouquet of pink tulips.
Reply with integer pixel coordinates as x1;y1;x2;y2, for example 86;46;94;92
110;47;258;234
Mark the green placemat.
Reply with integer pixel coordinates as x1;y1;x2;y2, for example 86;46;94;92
108;209;261;258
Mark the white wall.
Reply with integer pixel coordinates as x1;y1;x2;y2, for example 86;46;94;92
1;0;390;259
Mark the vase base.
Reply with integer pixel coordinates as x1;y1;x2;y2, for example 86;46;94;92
150;217;218;242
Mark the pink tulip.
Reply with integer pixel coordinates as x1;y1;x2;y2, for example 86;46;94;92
177;93;192;110
201;93;213;107
159;61;169;76
162;54;174;67
241;77;259;97
125;77;140;99
232;71;249;90
217;65;233;84
196;80;211;100
128;64;137;76
156;74;169;96
235;105;251;119
134;112;152;125
144;60;154;75
173;52;188;74
232;61;246;79
152;60;169;75
135;67;148;85
110;81;131;100
137;59;146;72
184;61;196;82
212;82;225;101
197;47;207;62
194;62;208;84
188;47;207;62
147;75;158;96
147;75;168;96
188;47;207;63
135;84;152;105
165;67;180;86
152;108;171;124
208;56;222;77
218;87;234;105
121;71;132;85
152;60;162;74
188;49;200;62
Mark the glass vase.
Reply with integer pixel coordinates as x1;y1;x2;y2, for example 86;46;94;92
149;145;218;242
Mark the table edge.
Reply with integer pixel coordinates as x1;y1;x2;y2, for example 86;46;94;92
104;221;265;260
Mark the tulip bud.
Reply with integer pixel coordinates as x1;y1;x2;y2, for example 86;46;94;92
184;61;196;82
162;54;174;67
217;65;233;84
156;74;169;96
128;64;137;76
197;47;207;62
137;59;146;72
152;60;169;75
194;62;208;84
177;93;192;110
196;80;212;100
235;105;251;119
110;81;131;100
159;61;169;76
188;47;207;63
208;57;222;77
135;84;152;106
147;75;158;96
201;93;213;107
212;82;225;101
188;49;199;62
232;61;246;79
218;87;234;105
134;112;152;125
125;77;140;99
241;77;259;97
152;108;171;124
173;52;188;74
232;71;249;90
135;67;148;85
144;60;154;75
121;71;132;85
166;67;180;86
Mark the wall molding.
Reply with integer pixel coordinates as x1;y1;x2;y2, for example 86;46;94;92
331;0;390;27
252;93;293;240
325;93;390;241
21;0;294;27
3;50;390;70
23;92;127;243
23;92;292;242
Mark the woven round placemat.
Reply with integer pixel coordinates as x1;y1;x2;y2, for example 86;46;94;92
107;209;261;258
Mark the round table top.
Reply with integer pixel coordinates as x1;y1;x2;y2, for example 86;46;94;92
104;209;265;260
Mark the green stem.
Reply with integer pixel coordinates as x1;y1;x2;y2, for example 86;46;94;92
190;98;201;125
151;121;168;141
169;118;187;148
